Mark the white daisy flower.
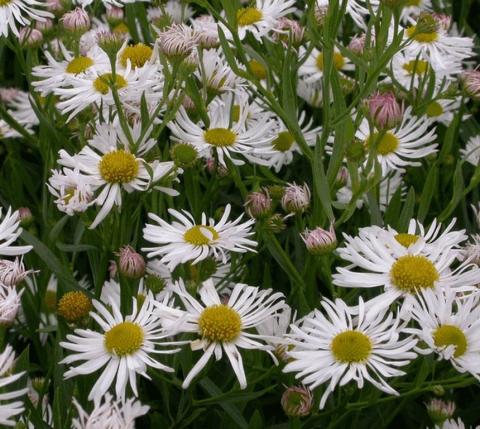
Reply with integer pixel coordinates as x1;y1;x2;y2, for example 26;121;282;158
60;293;181;401
55;124;178;228
408;288;480;381
283;297;417;409
262;111;321;172
168;95;275;166
72;393;149;429
424;96;467;127
142;204;257;270
403;16;474;70
225;0;297;41
0;345;28;426
153;279;286;389
298;46;354;83
460;135;480;167
0;207;32;257
0;0;52;37
332;222;480;313
356;106;437;173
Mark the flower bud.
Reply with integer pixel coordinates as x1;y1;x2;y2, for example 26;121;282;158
106;6;124;24
117;245;146;279
335;166;349;188
46;0;64;14
61;7;90;33
244;190;272;219
348;33;366;55
97;31;124;59
191;15;219;49
145;274;166;294
171;143;198;168
266;213;286;233
35;18;54;33
19;27;43;47
18;207;33;227
460;70;480;100
205;158;228;177
57;291;92;323
272;18;304;47
431;385;445;396
281;386;313;417
281;183;310;214
425;399;455;425
364;91;404;130
301;224;337;255
157;23;199;59
0;258;32;287
314;4;328;25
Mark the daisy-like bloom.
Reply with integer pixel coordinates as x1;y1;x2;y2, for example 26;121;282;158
60;293;181;401
424;96;467;127
332;220;480;313
227;0;296;41
154;279;286;389
55;124;178;228
460;135;480;167
355;106;437;174
403;14;474;70
142;204;256;270
283;297;417;409
315;0;379;29
298;46;354;83
168;95;275;166
0;207;32;256
0;345;28;426
0;0;52;37
262;111;321;172
407;288;480;380
72;393;149;429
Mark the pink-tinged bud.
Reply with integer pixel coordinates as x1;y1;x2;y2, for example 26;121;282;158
245;190;272;219
191;15;219;49
205;158;229;177
281;386;313;417
117;246;146;279
431;13;452;32
335;166;349;188
108;260;118;278
46;0;63;13
0;286;22;326
0;258;33;287
281;183;311;214
106;6;124;24
348;33;366;55
18;207;33;227
461;70;480;100
157;23;199;58
365;91;404;130
19;27;43;47
61;7;90;33
35;18;54;32
425;399;455;425
272;18;304;47
96;31;124;57
301;224;337;255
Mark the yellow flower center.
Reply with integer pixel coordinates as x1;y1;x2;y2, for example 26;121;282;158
395;233;419;247
104;321;144;356
406;26;439;43
402;59;429;75
57;291;92;322
316;52;345;72
236;7;263;27
204;128;237;147
184;225;219;245
390;255;439;293
331;330;372;363
0;0;12;5
426;101;444;117
248;59;267;80
406;0;421;5
367;132;400;155
99;150;139;183
272;131;295;152
120;43;153;68
113;22;129;34
66;56;94;74
433;324;467;358
93;73;128;95
198;305;242;342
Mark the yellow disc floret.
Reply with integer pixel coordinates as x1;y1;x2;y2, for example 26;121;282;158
104;321;144;356
99;150;139;183
390;255;439;293
367;132;400;155
66;56;94;74
402;59;429;75
236;7;263;27
198;305;242;342
426;101;444;118
406;26;439;43
331;330;372;363
316;52;345;72
57;291;92;322
204;128;237;147
93;73;127;95
395;233;419;247
184;225;219;245
120;43;153;68
433;324;467;358
272;131;295;152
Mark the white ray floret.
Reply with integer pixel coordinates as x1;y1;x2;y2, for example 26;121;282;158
0;207;32;256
